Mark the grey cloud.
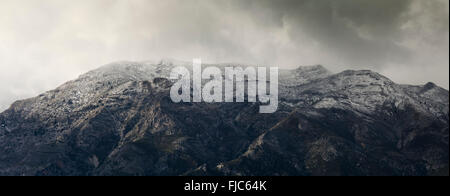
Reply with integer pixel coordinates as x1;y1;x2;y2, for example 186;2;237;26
229;0;417;66
0;0;448;111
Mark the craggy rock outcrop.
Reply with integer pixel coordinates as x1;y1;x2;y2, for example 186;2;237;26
0;60;448;176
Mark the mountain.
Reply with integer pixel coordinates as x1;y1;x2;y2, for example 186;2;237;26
0;60;448;176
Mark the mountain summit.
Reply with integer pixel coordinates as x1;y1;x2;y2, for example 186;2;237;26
0;61;448;176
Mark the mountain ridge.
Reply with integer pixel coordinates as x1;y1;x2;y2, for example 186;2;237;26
0;61;448;176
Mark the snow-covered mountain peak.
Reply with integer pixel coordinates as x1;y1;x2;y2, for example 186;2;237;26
279;65;332;87
294;64;330;73
0;60;448;176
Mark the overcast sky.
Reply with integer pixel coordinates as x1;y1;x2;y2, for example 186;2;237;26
0;0;449;111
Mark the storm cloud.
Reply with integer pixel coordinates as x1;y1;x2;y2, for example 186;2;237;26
0;0;448;111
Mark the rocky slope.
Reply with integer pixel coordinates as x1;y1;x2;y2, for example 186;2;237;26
0;60;448;176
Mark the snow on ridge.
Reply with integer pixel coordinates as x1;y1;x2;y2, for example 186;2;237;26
3;60;447;120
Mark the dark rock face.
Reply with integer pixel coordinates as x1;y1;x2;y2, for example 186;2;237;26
0;61;448;176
